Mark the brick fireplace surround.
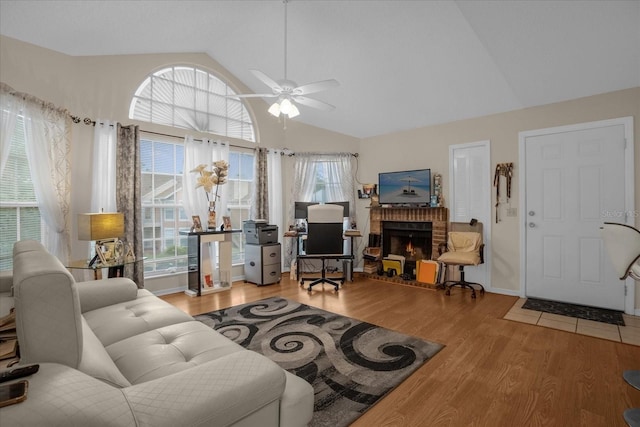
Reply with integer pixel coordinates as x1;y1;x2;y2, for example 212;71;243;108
365;206;449;289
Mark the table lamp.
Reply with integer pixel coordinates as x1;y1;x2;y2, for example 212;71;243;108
77;212;125;267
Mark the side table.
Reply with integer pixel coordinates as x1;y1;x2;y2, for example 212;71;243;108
180;229;240;296
66;257;146;280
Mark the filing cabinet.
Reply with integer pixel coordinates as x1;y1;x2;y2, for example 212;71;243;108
244;243;281;286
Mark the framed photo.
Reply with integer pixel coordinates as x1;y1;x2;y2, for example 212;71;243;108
223;216;232;230
96;244;108;265
102;240;116;262
191;215;203;232
125;242;136;263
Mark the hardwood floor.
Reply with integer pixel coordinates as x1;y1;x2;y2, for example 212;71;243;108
160;275;640;427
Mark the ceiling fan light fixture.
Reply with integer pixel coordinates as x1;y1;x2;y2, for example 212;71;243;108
279;98;293;115
288;103;300;118
268;98;300;119
268;102;281;117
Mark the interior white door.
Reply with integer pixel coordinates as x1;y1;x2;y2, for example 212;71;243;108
524;124;627;310
449;141;491;288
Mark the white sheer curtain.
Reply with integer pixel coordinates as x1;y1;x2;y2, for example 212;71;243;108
214;142;230;221
1;84;71;262
183;136;230;223
0;88;21;175
284;153;320;267
284;152;356;267
90;120;117;212
22;99;71;262
183;135;213;222
268;149;284;268
323;153;356;220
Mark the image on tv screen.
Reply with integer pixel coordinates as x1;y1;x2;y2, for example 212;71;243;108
378;169;431;204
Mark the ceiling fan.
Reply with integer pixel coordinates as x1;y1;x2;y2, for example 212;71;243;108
230;0;339;119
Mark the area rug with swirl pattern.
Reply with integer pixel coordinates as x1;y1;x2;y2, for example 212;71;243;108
195;297;444;427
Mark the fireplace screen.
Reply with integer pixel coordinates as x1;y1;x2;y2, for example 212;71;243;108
382;221;432;277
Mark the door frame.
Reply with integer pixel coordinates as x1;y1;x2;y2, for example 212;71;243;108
518;116;635;314
448;139;492;290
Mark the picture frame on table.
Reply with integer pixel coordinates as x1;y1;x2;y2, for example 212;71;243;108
101;240;117;262
222;216;232;230
191;215;203;232
96;244;109;265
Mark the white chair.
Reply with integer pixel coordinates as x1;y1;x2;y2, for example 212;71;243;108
601;222;640;427
437;220;485;299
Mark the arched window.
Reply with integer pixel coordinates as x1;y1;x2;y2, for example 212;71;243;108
129;66;256;142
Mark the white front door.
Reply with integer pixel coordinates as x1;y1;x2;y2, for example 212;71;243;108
521;120;631;311
449;140;491;289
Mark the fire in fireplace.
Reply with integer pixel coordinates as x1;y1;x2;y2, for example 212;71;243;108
382;221;432;277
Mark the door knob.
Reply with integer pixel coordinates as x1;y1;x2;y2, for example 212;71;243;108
529;222;536;228
529;211;535;216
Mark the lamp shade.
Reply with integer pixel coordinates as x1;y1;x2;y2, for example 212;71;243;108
77;213;124;241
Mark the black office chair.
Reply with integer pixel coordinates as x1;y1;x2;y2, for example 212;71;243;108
437;220;485;299
299;204;345;291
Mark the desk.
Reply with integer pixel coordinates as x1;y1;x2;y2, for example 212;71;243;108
66;257;145;280
289;230;361;290
180;229;240;297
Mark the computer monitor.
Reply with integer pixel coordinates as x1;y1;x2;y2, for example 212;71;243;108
328;201;349;218
294;202;316;219
294;201;350;219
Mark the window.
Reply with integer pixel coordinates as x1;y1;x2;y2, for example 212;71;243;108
141;138;189;276
0;116;42;270
140;137;254;276
129;66;256;143
310;161;344;203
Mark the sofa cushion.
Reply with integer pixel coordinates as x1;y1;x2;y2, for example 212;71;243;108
83;290;193;347
13;251;83;367
77;317;131;388
106;321;245;384
76;278;138;313
0;363;137;427
13;239;46;256
122;352;286;427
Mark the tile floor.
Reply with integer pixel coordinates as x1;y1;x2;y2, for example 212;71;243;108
504;298;640;346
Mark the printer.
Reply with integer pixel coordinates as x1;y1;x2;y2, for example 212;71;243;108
243;220;278;245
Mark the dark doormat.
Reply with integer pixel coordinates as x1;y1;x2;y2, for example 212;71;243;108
522;298;625;326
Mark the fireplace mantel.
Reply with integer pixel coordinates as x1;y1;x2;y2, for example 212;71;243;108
370;206;448;260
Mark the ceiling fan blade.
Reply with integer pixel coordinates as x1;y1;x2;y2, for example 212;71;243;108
227;93;278;99
250;69;282;93
292;96;335;112
293;79;339;96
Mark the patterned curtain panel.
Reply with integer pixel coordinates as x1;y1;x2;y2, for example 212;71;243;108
251;147;269;221
116;124;144;288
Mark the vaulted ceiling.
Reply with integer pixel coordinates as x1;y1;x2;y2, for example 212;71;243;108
1;0;638;138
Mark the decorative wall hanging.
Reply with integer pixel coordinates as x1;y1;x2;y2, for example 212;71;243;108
493;162;514;223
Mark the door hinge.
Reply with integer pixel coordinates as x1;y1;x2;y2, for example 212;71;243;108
625;283;628;296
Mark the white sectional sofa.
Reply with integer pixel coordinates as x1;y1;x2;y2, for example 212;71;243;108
0;240;314;426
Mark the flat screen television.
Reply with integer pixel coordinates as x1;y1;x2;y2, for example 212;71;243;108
378;169;431;205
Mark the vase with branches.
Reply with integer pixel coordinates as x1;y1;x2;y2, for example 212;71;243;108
191;160;229;230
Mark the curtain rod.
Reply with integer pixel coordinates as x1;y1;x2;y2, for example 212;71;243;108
71;115;358;157
71;115;252;151
283;151;358;157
